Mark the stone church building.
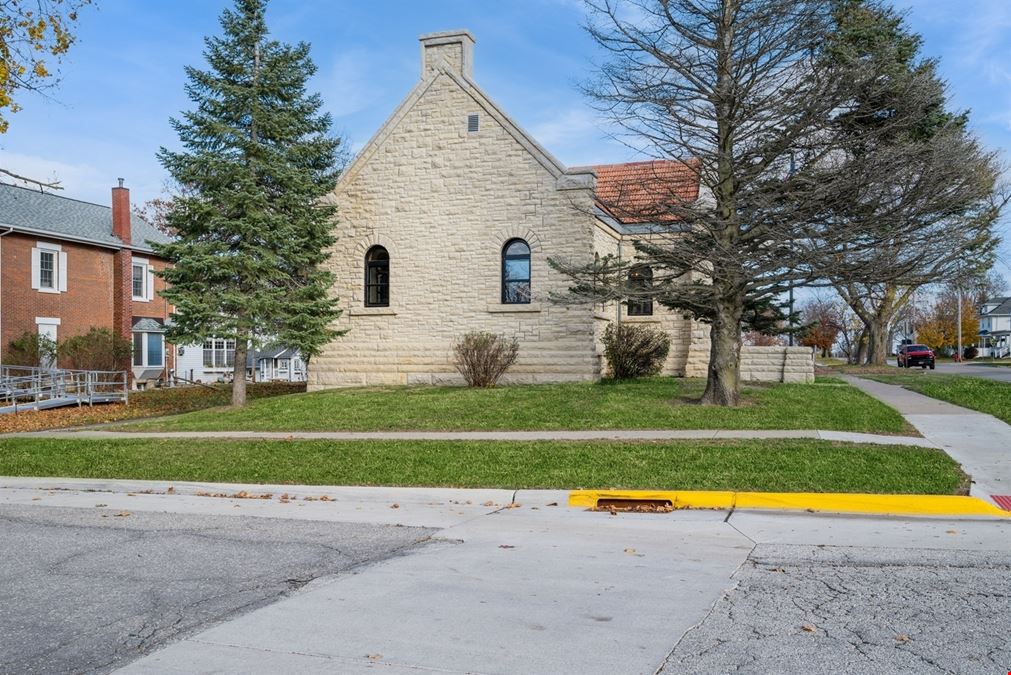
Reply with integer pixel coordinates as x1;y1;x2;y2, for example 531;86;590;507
310;30;811;389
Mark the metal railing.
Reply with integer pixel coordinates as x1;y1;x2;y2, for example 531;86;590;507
0;365;129;413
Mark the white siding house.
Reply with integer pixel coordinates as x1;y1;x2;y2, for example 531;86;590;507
978;297;1011;358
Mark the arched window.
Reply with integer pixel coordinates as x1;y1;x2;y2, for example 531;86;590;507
502;239;531;304
627;265;653;316
365;246;389;307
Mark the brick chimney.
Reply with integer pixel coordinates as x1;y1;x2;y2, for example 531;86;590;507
112;177;131;245
111;179;134;383
419;30;475;79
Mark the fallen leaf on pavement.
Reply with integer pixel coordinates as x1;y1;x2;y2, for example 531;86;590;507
801;624;817;633
114;511;130;517
367;654;382;661
945;530;958;535
482;501;495;507
895;634;911;643
95;504;107;508
166;487;176;494
499;544;516;549
547;502;558;507
390;503;400;509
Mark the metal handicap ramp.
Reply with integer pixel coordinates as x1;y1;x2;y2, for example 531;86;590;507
0;365;128;414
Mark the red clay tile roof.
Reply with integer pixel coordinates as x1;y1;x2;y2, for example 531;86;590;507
590;159;700;224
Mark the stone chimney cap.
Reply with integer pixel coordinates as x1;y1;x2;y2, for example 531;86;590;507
419;29;476;80
418;29;476;44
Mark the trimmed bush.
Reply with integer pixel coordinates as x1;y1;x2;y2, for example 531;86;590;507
963;346;978;361
59;328;133;371
602;323;671;379
453;332;520;387
5;332;57;367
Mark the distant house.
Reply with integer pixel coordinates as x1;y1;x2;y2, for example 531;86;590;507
0;181;174;386
249;345;305;383
978;297;1011;358
175;339;305;383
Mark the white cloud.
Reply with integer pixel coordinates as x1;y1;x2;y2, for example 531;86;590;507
0;151;165;207
527;106;635;166
319;49;380;119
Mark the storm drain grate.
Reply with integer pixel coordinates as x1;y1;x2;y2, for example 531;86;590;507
593;498;675;513
992;495;1011;511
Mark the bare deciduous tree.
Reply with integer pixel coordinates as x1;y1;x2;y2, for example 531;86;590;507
824;0;1003;365
552;0;973;405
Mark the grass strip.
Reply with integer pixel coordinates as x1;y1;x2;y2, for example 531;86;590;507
120;377;912;435
0;438;964;494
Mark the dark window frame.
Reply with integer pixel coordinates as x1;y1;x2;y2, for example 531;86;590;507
365;245;390;308
627;265;654;317
501;239;531;305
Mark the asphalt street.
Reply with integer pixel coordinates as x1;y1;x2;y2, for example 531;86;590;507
0;503;434;675
663;543;1011;675
1;481;1010;674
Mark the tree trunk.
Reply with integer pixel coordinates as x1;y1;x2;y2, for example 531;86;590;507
854;327;868;365
232;338;248;407
866;317;891;366
701;299;744;406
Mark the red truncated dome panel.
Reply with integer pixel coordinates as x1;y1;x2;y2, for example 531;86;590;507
992;495;1011;511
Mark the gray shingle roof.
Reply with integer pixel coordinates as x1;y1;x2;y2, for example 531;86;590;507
982;297;1011;316
132;317;167;332
0;182;171;252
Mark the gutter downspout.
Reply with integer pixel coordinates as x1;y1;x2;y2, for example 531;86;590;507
0;227;14;358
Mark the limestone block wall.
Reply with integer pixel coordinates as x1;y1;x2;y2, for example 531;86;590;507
310;71;601;389
740;346;815;383
590;222;701;377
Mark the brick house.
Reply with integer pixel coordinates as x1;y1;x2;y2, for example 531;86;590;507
310;30;815;389
0;181;174;384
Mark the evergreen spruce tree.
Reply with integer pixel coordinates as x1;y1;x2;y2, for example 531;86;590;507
154;0;342;406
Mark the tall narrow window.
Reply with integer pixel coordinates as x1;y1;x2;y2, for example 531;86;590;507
627;265;653;316
365;246;390;307
502;239;531;304
132;264;146;299
39;250;55;289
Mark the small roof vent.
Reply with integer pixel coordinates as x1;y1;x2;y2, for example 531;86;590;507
467;113;480;133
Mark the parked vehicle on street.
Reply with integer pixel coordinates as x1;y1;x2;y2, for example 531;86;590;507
897;344;935;369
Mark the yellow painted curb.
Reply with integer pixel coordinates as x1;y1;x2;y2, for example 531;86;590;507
567;490;1011;518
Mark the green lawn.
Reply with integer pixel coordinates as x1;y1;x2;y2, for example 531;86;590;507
0;438;964;494
864;373;1011;425
120;377;912;434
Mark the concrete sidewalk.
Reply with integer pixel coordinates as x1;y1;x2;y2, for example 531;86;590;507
4;477;1009;675
10;427;933;447
844;375;1011;502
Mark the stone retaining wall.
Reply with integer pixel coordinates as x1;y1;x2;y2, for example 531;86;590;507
740;346;815;384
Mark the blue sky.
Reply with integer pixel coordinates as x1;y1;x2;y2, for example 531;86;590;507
2;0;1009;277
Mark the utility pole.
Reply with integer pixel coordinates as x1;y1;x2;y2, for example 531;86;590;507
957;285;962;364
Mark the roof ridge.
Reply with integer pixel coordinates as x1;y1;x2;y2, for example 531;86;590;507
0;181;113;211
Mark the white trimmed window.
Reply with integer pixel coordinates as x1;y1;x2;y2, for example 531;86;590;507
132;258;154;302
202;338;235;369
31;242;67;294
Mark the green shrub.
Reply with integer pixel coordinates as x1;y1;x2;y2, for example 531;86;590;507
59;328;133;371
5;332;57;367
602;323;671;379
453;332;520;387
